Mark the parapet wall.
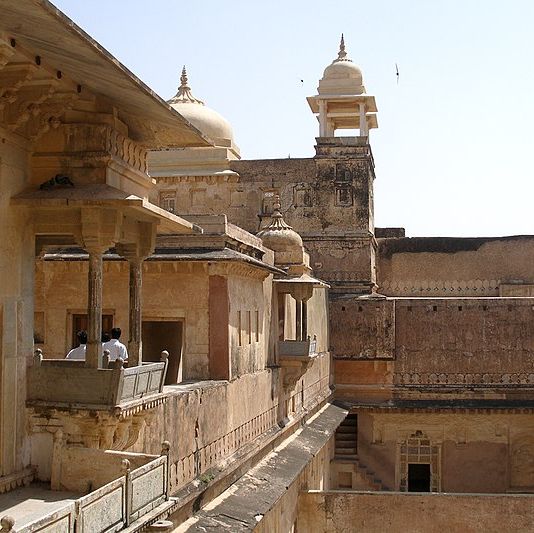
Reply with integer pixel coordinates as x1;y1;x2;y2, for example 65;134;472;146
332;297;534;399
378;236;534;297
297;490;534;533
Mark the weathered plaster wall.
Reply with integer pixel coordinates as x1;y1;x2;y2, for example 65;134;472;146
297;490;534;533
228;272;269;377
0;134;33;477
394;298;534;378
378;236;534;297
129;352;331;493
354;411;534;493
331;297;534;398
305;287;329;354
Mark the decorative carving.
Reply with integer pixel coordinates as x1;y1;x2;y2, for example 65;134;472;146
398;430;440;492
293;183;313;207
4;80;59;130
379;279;501;297
0;467;35;495
21;90;78;140
335;186;353;206
0;62;37;109
395;372;534;386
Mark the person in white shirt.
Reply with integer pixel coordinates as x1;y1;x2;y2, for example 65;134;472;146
66;330;87;359
103;327;128;361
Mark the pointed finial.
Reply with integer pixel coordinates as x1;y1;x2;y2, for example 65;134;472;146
257;193;298;237
180;65;188;87
333;33;351;63
337;33;347;61
168;65;204;105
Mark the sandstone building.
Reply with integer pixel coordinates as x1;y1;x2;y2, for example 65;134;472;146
1;2;534;532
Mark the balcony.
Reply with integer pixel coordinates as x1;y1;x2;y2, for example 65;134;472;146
27;349;168;410
278;338;318;390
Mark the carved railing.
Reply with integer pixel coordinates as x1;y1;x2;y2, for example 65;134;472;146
278;337;317;358
27;350;168;408
3;443;171;533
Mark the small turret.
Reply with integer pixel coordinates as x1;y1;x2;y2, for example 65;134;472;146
307;35;378;138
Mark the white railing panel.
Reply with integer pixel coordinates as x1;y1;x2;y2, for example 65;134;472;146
128;456;167;521
77;477;126;533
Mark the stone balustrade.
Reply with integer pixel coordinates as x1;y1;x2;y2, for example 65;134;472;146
27;350;168;408
1;443;171;533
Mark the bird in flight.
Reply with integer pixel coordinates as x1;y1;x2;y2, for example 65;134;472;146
395;63;399;84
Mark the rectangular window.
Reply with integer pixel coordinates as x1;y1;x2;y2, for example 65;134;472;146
247;310;252;344
71;313;113;348
255;310;260;342
237;311;242;346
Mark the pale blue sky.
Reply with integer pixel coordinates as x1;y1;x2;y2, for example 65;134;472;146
53;1;534;237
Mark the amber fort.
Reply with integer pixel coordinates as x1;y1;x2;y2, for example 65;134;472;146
1;1;534;532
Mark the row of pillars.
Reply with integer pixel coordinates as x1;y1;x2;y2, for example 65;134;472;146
318;101;369;137
86;247;144;369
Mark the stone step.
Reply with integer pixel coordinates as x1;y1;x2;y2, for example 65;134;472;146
335;432;356;440
336;428;356;435
335;440;358;450
335;448;358;455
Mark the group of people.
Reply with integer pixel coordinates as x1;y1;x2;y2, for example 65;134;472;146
66;327;128;362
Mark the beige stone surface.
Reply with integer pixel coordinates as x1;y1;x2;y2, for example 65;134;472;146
378;237;534;297
298;490;534;533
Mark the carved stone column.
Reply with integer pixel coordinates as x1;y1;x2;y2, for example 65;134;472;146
79;207;122;368
86;247;105;368
290;284;313;342
116;223;155;367
128;257;143;366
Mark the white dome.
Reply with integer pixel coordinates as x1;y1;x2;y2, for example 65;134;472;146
170;101;234;147
168;66;235;148
323;60;363;83
318;35;366;96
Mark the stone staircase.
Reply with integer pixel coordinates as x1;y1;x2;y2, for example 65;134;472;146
334;414;358;459
333;415;389;491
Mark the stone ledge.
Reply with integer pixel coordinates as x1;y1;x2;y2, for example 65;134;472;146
179;402;347;531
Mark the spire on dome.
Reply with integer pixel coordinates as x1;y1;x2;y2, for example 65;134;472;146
259;195;295;234
334;33;351;63
168;65;204;105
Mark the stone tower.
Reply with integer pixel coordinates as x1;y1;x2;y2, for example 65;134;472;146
304;35;379;295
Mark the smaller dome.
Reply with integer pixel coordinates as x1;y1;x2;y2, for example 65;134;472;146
323;60;363;83
318;34;366;96
170;102;234;146
257;198;303;254
168;66;234;147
